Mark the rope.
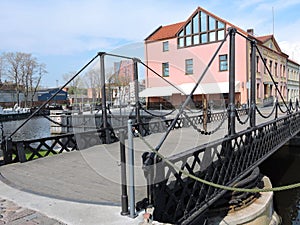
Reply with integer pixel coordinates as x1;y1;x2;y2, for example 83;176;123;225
134;129;300;193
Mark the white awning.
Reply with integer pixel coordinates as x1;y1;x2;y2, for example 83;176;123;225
139;86;182;97
139;82;240;97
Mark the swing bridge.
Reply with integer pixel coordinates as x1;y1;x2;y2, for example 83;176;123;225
1;28;300;224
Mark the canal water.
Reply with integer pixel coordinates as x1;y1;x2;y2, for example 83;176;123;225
1;117;300;224
0;117;50;141
260;144;300;225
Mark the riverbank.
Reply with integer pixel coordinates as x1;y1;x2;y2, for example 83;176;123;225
0;109;49;122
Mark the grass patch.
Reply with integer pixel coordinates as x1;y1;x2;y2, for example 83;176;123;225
25;149;56;160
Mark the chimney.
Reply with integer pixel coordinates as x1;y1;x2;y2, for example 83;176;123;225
247;29;254;35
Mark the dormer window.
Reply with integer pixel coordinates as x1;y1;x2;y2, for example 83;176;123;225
177;10;226;48
269;42;273;49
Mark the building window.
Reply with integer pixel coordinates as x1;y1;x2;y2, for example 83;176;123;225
185;59;193;74
178;38;184;48
264;58;267;74
163;41;169;52
177;9;225;48
274;62;278;76
269;60;272;74
280;64;282;76
162;62;169;77
219;54;228;71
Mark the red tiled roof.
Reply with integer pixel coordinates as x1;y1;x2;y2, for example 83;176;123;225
256;35;273;43
255;34;286;55
145;22;185;42
145;7;249;43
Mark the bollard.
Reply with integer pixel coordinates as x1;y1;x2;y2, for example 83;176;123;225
119;129;129;215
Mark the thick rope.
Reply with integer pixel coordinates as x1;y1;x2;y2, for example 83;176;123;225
135;129;300;193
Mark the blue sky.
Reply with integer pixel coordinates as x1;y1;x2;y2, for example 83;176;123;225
1;0;300;87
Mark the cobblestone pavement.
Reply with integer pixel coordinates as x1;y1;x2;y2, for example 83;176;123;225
0;198;66;225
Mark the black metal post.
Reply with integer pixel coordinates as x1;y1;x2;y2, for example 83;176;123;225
99;52;110;144
119;129;129;215
250;40;256;127
133;59;141;131
275;99;278;119
17;142;26;163
228;28;236;135
3;138;13;164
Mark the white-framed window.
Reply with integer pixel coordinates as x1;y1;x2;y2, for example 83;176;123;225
185;59;193;75
219;55;228;71
163;41;169;52
162;62;169;77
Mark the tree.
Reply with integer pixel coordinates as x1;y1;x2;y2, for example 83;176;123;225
84;68;101;104
3;52;24;106
2;52;46;107
0;55;4;83
63;71;85;107
29;64;46;106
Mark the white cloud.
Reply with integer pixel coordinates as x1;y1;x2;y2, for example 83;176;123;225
1;0;300;62
0;0;199;55
279;41;300;63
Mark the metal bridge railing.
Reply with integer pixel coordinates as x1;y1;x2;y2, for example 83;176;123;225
0;109;247;164
143;111;300;224
135;27;300;224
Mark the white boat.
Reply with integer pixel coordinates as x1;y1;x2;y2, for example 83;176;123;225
0;104;31;115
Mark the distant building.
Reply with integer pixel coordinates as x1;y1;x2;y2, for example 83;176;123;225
287;59;300;102
142;6;298;108
0;82;25;107
37;88;68;102
253;34;288;105
114;60;134;82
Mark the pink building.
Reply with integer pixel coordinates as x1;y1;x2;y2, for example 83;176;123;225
142;7;291;109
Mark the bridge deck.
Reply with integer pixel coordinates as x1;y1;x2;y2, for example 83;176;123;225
0;107;284;208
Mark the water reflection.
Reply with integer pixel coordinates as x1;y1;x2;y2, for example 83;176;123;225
1;117;50;141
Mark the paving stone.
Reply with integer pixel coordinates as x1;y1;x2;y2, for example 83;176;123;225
23;212;38;221
4;208;36;222
0;197;67;225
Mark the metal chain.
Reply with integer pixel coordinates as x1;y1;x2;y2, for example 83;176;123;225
182;111;227;135
278;103;288;114
256;105;276;119
107;108;124;122
140;106;177;118
235;109;250;125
